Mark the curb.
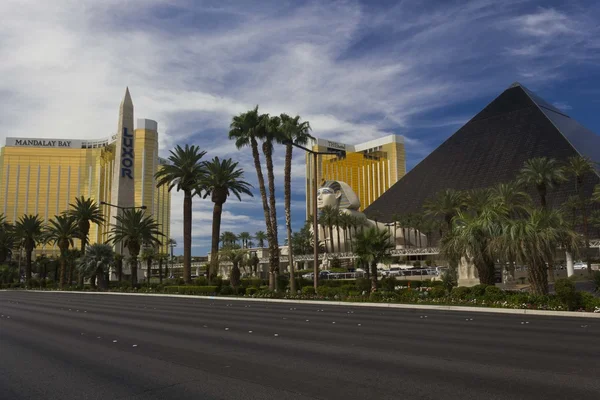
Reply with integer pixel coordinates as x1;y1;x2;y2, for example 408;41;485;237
6;289;599;319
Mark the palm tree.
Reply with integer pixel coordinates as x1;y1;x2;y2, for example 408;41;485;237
353;227;393;292
338;213;352;252
517;157;566;209
222;247;246;290
79;244;114;290
65;249;81;286
229;107;277;284
156;253;169;284
44;214;79;289
441;207;503;286
466;188;494;216
263;115;283;289
68;196;104;255
220;232;238;248
490;181;531;218
492;208;579;295
196;156;253;283
565;155;596;275
593;184;600;203
154;144;207;284
13;214;45;286
319;206;338;253
108;209;163;286
0;214;14;263
424;189;466;232
254;231;267;248
141;246;156;286
590;210;600;239
238;232;252;249
279;113;313;293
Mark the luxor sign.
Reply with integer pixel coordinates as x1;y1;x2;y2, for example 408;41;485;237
121;128;134;179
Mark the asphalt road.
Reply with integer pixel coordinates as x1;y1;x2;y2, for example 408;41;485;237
1;291;599;400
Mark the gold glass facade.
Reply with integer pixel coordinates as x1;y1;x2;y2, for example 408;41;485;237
305;135;405;215
0;90;171;257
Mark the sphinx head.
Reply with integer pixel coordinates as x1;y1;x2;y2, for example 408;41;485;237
317;180;360;210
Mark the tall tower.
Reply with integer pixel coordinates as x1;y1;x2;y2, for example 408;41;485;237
110;88;135;254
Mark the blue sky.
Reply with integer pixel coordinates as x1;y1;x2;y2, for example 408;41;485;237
1;0;600;255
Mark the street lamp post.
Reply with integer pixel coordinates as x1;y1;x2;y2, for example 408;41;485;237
169;240;176;279
285;141;342;290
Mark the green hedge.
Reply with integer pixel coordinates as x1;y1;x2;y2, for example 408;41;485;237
164;286;219;295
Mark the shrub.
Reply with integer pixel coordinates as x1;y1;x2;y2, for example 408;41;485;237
320;280;346;288
554;278;578;310
413;261;422;268
164;286;219;295
219;286;234;296
194;277;208;286
355;278;371;292
380;277;397;292
302;286;315;295
429;286;447;298
277;275;289;291
484;285;504;301
246;287;258;296
450;286;472;300
397;289;420;302
235;287;246;296
593;271;600;292
441;268;458;292
577;291;599;311
470;284;488;297
243;278;264;288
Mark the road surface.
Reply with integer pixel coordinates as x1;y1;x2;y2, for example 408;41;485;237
1;291;599;399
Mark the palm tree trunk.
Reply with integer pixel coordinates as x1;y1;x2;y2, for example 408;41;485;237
210;202;223;285
146;259;152;286
529;262;549;295
263;140;279;291
370;260;378;292
131;258;138;286
582;204;592;276
250;138;274;289
183;190;192;284
284;144;296;294
26;248;33;286
158;258;163;284
90;274;96;288
59;257;66;290
67;261;73;287
117;260;122;283
329;226;334;253
336;224;341;254
96;268;106;290
476;260;496;285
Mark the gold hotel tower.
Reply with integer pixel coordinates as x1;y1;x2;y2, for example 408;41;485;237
306;135;406;216
0;88;171;258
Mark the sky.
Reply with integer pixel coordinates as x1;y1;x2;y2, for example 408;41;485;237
1;0;600;256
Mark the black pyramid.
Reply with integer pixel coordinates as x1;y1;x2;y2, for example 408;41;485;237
364;83;600;221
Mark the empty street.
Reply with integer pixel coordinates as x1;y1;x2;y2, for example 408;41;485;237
1;291;599;400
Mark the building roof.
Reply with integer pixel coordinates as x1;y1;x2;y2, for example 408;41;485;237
364;83;600;221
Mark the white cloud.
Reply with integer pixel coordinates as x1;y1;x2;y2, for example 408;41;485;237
2;0;599;254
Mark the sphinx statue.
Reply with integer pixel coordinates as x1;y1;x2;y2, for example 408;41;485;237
316;181;387;255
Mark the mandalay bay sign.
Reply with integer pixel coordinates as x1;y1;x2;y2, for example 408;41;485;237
6;138;76;148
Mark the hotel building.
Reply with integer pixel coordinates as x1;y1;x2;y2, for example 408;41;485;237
305;135;406;216
0;88;171;257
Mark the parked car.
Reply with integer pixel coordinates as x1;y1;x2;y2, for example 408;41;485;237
574;262;587;270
